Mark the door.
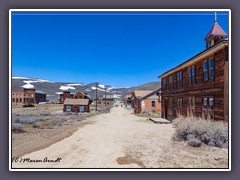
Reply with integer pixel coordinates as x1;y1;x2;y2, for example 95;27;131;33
164;98;168;119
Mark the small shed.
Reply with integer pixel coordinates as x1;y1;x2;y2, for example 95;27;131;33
63;98;90;113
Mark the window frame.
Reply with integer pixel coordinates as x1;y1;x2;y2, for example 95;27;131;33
209;58;214;80
202;97;214;120
151;100;156;108
203;60;208;81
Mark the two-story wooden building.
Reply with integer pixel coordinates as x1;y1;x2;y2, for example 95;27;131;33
159;19;229;121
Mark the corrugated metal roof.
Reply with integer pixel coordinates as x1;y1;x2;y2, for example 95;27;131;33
64;98;89;105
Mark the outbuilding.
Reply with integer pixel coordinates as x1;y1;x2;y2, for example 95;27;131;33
63;98;90;113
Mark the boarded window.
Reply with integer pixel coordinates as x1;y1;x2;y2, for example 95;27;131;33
191;97;195;116
187;97;195;117
168;98;173;114
177;98;183;116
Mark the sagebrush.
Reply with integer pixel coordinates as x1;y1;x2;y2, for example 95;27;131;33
172;116;228;148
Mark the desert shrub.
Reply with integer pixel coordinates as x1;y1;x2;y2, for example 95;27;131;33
18;116;45;124
32;122;41;128
172;116;228;148
187;134;202;147
12;123;23;132
40;112;50;116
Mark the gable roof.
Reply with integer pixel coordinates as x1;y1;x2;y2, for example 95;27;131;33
64;98;89;105
133;90;153;98
204;22;228;40
140;88;161;100
159;40;228;78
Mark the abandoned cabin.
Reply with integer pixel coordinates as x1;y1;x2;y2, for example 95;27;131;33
59;91;74;104
131;90;161;114
159;18;229;121
12;88;46;104
59;91;92;104
63;98;90;113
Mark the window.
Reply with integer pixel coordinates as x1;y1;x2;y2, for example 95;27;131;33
162;78;166;89
169;76;172;83
209;98;214;120
202;97;214;120
168;76;173;88
191;66;196;83
66;106;71;112
209;58;214;80
176;71;183;87
188;68;191;84
13;98;15;102
20;99;22;102
187;97;195;117
188;66;196;84
79;106;85;112
204;58;214;81
152;101;155;107
203;60;208;81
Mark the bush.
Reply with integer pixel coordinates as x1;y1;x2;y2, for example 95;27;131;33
12;123;23;132
172;116;228;148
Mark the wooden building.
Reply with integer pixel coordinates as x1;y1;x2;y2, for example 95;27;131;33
59;91;74;104
63;98;90;113
159;19;229;121
12;88;46;104
123;95;131;106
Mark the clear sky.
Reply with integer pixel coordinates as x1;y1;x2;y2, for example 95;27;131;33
12;11;229;87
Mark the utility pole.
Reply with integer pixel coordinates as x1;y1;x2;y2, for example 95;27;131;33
105;87;107;107
95;82;98;111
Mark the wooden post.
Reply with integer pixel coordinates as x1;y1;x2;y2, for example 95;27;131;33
105;87;107;107
95;82;98;111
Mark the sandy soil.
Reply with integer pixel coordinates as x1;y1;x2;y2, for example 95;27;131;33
12;103;228;168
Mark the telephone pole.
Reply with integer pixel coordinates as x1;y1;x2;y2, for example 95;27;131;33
95;82;98;111
105;87;107;107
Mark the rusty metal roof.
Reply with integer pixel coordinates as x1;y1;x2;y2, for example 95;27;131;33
204;22;228;40
64;98;89;105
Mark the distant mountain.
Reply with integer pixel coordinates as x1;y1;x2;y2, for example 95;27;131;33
11;77;160;102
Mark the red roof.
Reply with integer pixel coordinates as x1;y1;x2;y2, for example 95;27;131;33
204;22;228;40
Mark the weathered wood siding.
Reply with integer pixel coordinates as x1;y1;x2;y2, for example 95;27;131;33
161;46;228;121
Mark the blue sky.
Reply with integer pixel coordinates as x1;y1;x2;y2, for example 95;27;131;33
12;11;229;87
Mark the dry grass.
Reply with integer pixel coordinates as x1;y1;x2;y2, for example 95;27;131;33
172;116;228;148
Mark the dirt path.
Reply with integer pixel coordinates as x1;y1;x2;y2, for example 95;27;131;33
12;103;228;168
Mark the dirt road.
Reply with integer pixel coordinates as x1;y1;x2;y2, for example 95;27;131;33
12;103;228;168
